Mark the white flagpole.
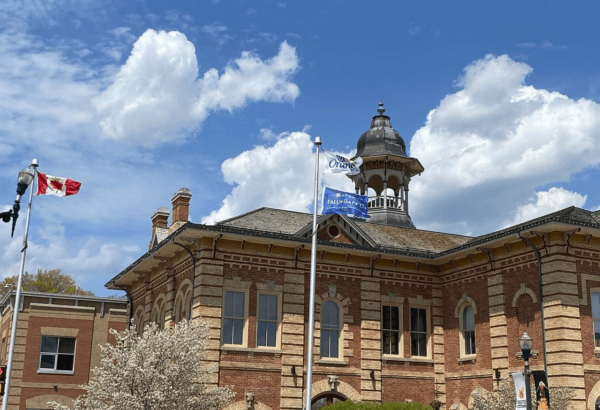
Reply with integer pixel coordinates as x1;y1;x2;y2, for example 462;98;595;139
304;136;321;410
2;159;38;410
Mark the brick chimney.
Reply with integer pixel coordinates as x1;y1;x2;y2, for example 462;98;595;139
151;207;170;229
171;188;192;228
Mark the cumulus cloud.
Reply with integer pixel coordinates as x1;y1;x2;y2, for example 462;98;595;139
502;187;587;228
410;54;600;234
202;132;354;224
95;30;300;146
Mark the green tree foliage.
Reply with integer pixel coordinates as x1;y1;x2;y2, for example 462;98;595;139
327;401;432;410
0;269;93;299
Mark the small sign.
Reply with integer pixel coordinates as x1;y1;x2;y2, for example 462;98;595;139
512;372;527;410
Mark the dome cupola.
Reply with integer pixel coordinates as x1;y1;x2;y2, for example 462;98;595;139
348;101;425;229
356;101;407;158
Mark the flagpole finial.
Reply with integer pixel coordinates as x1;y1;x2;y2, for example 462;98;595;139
377;100;385;115
314;136;322;146
31;159;39;168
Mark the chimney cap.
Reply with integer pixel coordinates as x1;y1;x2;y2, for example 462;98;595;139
151;207;170;220
172;187;192;202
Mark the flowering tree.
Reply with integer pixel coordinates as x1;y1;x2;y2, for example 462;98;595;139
49;319;234;410
471;378;573;410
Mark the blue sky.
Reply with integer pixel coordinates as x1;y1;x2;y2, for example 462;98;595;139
1;0;600;296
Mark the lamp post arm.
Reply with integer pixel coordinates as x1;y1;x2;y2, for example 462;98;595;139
2;165;36;410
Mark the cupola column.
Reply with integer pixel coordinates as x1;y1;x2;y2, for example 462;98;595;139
364;182;369;197
404;186;409;215
383;180;388;210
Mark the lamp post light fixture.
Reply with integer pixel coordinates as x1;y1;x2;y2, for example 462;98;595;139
520;331;533;410
1;159;38;410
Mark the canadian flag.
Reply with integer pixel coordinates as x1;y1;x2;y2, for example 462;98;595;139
36;172;81;197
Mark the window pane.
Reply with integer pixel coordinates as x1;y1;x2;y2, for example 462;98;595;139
41;336;58;353
59;338;76;354
224;292;234;317
57;354;74;371
383;306;391;329
234;292;245;318
268;295;278;321
267;322;277;347
322;301;339;328
382;331;391;354
411;333;426;356
391;306;399;330
257;321;266;346
390;331;399;355
329;330;339;358
410;309;419;331
258;294;268;320
321;330;330;358
595;320;600;346
463;306;474;330
593;292;600;319
40;354;55;369
232;318;243;345
223;319;233;344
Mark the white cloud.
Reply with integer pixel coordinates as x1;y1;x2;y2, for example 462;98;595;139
95;30;300;146
517;40;567;50
202;22;228;37
502;187;587;228
202;132;354;224
409;54;600;234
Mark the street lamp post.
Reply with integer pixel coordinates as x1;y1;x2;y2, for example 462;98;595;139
1;159;38;410
520;331;533;410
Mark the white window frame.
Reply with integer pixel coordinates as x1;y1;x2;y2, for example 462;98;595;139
38;335;76;374
319;299;343;360
381;303;404;358
408;305;431;359
591;288;600;350
221;288;250;347
459;303;476;358
255;291;282;350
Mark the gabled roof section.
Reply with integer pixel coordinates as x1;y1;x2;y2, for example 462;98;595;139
355;221;472;253
296;214;378;248
463;206;600;247
149;227;170;250
217;207;313;234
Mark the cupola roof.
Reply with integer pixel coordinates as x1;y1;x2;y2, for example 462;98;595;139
355;101;407;158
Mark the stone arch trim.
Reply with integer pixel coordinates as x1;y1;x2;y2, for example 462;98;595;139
454;293;477;318
26;394;74;408
302;378;361;403
512;283;538;308
174;279;193;322
223;401;273;410
587;379;600;409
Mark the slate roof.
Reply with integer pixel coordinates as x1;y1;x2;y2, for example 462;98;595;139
219;207;472;253
354;221;472;253
218;207;313;234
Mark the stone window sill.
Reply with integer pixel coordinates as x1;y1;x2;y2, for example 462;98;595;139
382;355;434;364
37;370;74;375
220;346;282;355
458;356;476;364
316;358;349;366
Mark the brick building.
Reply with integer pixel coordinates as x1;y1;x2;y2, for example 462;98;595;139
106;103;600;410
0;291;127;409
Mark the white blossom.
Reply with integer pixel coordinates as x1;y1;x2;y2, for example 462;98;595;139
49;319;234;410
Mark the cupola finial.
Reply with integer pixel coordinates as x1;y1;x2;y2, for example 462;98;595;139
377;100;385;115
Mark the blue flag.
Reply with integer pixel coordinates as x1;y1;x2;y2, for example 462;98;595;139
322;187;368;218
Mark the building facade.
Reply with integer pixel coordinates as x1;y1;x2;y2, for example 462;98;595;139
0;291;127;410
107;103;600;410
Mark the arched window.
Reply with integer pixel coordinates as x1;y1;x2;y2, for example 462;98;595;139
134;309;145;336
186;291;193;321
462;305;476;355
595;396;600;410
321;301;340;358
